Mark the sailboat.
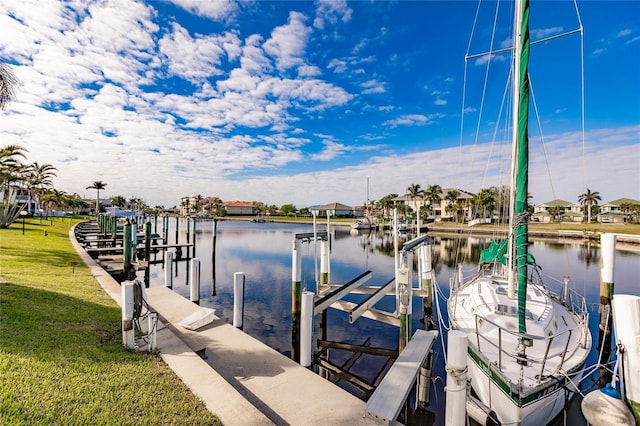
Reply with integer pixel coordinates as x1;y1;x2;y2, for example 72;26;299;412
447;1;592;425
351;177;376;230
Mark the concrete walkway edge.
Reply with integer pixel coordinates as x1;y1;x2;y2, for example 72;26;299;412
69;224;273;425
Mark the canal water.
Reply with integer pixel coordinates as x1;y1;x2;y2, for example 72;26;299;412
141;218;639;425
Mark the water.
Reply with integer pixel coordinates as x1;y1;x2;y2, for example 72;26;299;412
140;218;640;425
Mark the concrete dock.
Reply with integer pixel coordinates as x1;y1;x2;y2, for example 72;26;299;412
70;224;380;426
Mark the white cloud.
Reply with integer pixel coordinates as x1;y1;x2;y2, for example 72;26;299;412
313;0;352;30
168;0;239;21
159;24;241;81
263;12;312;72
531;26;563;39
383;114;443;128
310;140;349;161
361;79;386;95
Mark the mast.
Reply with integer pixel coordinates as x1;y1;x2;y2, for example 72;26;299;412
512;0;531;335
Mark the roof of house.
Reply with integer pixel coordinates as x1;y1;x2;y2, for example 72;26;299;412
223;201;254;207
538;199;574;207
314;202;353;211
602;198;640;206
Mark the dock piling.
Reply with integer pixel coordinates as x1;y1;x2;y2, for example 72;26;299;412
300;291;315;367
292;238;302;362
233;272;245;329
164;251;173;289
445;330;468;426
598;233;616;386
190;258;200;304
123;220;132;276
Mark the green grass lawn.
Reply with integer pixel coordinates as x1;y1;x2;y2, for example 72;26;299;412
0;217;220;425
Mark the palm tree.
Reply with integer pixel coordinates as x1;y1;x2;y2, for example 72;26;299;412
578;188;601;223
378;193;398;219
86;181;107;215
1;63;18;111
0;145;29;227
26;162;57;214
445;189;460;222
477;188;496;219
424;184;442;219
407;183;423;221
111;195;126;208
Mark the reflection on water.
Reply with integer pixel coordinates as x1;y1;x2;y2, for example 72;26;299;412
141;219;639;425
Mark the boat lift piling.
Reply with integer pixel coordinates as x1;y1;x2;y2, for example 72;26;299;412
598;233;616;386
123;219;132;277
292;238;302;362
211;219;218;296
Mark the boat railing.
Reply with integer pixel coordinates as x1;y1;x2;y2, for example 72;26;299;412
473;313;583;384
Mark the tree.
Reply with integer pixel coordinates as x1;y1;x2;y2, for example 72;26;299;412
280;203;297;215
407;183;423;223
378;193;398;219
445;189;460;222
548;205;564;222
578;188;601;223
86;181;107;215
26;162;57;214
1;63;18;111
112;195;126;208
0;145;28;227
476;188;496;219
424;184;442;218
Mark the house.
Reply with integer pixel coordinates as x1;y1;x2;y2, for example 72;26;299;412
224;200;255;216
311;202;355;218
598;198;640;223
532;199;582;223
392;188;475;222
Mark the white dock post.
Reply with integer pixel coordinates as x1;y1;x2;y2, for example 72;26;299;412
300;291;315;367
292;238;302;362
121;281;135;349
598;233;617;385
148;312;157;351
164;251;173;288
190;258;200;304
320;240;329;286
445;330;468;426
233;272;245;329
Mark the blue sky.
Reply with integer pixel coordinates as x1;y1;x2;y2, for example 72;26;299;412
0;0;638;208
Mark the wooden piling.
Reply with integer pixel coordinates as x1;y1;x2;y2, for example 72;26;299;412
175;216;179;245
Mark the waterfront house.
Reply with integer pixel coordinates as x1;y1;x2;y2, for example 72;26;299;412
393;188;475;222
598;198;640;223
532;199;582;223
224;200;256;216
311;202;355;218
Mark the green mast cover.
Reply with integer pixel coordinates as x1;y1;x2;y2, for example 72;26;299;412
516;0;531;335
